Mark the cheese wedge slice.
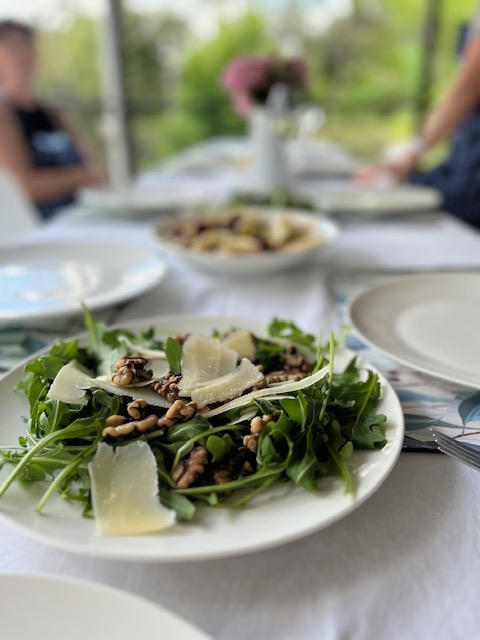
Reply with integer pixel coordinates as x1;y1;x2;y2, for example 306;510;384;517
92;376;171;408
117;335;167;360
191;358;264;408
222;330;256;361
47;361;91;406
47;362;171;408
179;335;238;395
88;441;176;536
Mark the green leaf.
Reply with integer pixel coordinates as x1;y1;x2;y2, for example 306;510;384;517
287;429;319;493
326;420;353;493
159;486;196;521
280;392;307;429
82;305;127;375
268;318;316;349
206;433;234;463
351;413;387;449
166;415;212;443
165;337;182;374
25;356;65;381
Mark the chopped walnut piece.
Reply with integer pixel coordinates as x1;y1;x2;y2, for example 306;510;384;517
104;414;126;428
157;400;198;428
102;414;158;439
153;374;182;403
280;347;312;374
243;433;260;453
127;399;148;421
172;446;209;489
267;371;306;384
250;413;276;434
111;355;153;386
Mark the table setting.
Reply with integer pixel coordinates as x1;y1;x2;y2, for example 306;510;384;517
1;159;480;638
2;52;480;640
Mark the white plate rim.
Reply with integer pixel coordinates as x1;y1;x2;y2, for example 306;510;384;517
348;272;480;389
0;241;168;322
308;185;442;215
0;315;404;562
0;572;211;640
79;187;208;214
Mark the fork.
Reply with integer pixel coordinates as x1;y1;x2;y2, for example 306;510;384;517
429;427;480;471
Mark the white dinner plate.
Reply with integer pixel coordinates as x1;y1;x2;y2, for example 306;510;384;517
0;242;167;322
155;208;339;276
349;272;480;389
0;316;404;561
0;574;211;640
302;184;442;216
79;186;208;217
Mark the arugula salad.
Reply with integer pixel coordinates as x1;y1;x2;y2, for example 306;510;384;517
0;310;388;536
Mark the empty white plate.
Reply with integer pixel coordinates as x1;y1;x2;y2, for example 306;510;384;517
349;272;480;388
303;184;442;216
0;241;167;322
0;573;211;640
79;186;208;216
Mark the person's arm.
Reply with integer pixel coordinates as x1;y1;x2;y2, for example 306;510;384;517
0;104;104;205
358;35;480;183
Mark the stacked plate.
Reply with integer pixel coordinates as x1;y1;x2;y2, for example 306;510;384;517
300;184;442;217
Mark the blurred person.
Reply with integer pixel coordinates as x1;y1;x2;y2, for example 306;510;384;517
358;10;480;228
0;19;105;220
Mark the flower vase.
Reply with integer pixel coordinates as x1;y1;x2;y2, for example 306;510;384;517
248;105;288;194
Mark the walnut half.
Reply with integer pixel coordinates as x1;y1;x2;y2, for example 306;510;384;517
172;446;209;489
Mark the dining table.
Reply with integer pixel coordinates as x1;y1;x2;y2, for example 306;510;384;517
1;144;480;640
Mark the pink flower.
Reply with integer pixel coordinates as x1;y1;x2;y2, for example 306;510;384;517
223;56;270;94
222;54;308;118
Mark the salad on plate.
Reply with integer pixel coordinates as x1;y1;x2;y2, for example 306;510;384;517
0;310;389;538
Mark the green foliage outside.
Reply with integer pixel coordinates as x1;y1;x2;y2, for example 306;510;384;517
35;0;475;170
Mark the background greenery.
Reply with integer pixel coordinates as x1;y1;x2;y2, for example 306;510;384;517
36;0;475;171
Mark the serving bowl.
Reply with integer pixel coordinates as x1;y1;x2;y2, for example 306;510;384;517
154;206;339;276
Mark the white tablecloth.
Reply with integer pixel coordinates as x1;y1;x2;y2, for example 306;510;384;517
2;207;480;640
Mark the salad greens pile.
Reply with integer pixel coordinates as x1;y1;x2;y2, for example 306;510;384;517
229;189;315;211
0;310;387;524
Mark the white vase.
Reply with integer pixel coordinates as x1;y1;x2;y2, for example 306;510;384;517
248;105;288;194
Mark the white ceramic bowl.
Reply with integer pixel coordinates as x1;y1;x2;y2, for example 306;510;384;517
154;207;339;276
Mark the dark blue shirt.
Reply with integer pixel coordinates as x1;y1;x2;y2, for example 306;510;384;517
12;104;83;220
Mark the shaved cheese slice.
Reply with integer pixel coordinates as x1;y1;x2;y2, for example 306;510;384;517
179;335;237;395
203;363;330;418
191;358;264;408
47;361;91;406
47;362;172;409
89;441;175;536
91;376;171;408
217;345;238;378
151;360;170;380
117;335;167;360
222;329;256;361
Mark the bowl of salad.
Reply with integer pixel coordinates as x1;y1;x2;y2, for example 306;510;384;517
154;206;339;276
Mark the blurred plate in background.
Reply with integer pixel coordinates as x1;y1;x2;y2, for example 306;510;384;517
79;184;209;217
0;241;167;323
300;183;442;216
